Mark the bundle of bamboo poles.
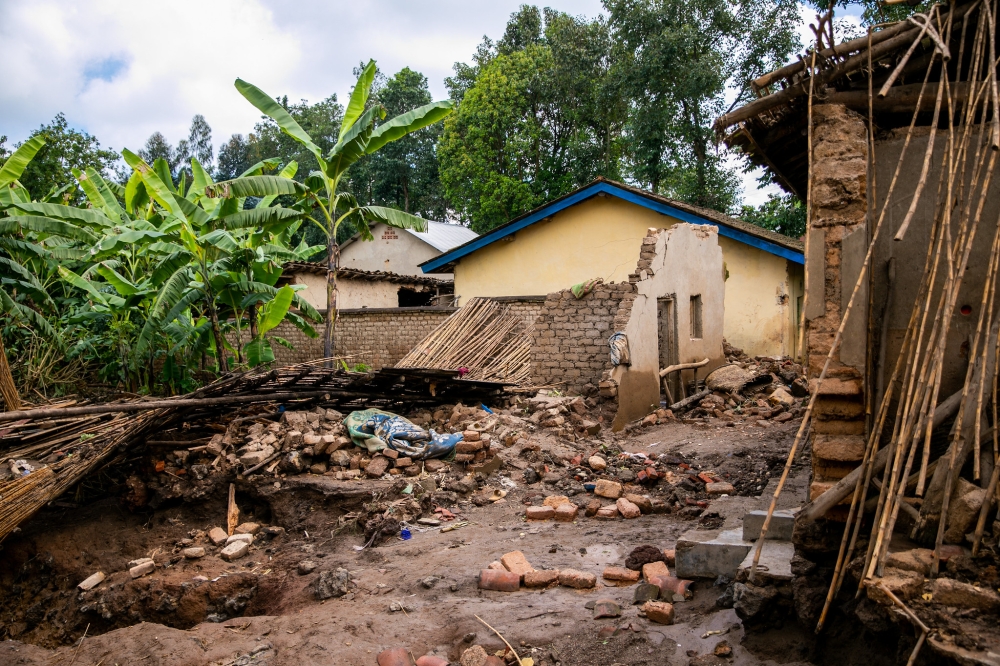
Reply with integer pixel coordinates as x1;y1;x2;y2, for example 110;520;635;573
395;298;534;386
743;1;1000;644
0;335;19;411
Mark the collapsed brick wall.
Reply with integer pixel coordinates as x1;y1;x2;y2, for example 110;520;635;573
531;283;636;395
266;307;456;370
804;104;869;508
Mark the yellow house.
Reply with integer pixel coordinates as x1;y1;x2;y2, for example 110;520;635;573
420;178;804;358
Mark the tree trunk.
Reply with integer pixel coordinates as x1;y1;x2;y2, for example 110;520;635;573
248;270;259;340
0;332;21;411
323;233;340;367
207;302;229;373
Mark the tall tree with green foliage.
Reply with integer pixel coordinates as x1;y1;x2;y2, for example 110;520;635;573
439;6;625;232
606;0;800;213
1;114;118;205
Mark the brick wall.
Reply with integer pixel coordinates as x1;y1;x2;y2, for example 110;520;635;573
490;296;546;329
531;283;636;395
266;307;456;369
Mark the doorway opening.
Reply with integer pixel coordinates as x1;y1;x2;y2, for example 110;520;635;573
658;296;679;403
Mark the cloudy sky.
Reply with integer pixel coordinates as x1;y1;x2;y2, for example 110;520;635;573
0;0;860;207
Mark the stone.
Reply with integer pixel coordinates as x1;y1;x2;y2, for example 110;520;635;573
945;479;987;544
366;455;390;478
558;569;597;589
633;582;660;604
705;482;734;495
732;581;778;621
78;572;105;590
526;506;555;520
182;547;205;559
675;528;753;579
281;450;307;474
642;561;670;581
329;450;352;468
226;533;253;545
595;506;619;520
315;568;351;599
240;446;274;466
309;462;327;475
235;522;261;535
582;420;601;436
642;601;675;625
424;459;446;473
588;455;607;471
742;509;796;541
585;498;602;517
865;568;924;603
616;498;641;519
603;566;641;583
885;548;934;576
460;645;489;666
641;414;658;427
593;599;622;618
624;494;652;513
524;570;560;588
284;430;303;449
297;560;317;575
416;656;449;666
706;365;755;392
594;479;623;499
376;648;411;666
501;550;534;577
768;387;795;407
130;561;155;578
478;569;519;592
543;495;571;508
928;577;1000;611
220;541;249;561
736;540;794;583
208;527;228;545
488;561;504;570
714;641;733;658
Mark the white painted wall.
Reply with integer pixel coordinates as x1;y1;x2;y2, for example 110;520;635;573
340;223;450;278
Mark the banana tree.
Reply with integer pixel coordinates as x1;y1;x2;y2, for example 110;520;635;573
206;60;453;364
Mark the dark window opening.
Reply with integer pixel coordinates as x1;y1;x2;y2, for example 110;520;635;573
398;288;434;307
690;294;703;338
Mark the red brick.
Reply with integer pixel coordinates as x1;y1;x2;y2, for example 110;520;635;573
416;656;449;666
501;551;534;577
377;648;411;666
456;440;484;454
393;457;412;468
554;504;578;522
617;498;641;519
543;495;570;508
462;430;481;441
595;506;619;519
585;499;602;516
594;479;623;498
365;456;389;478
454;453;475;463
479;569;519;592
642;561;670;580
603;567;640;583
526;506;554;520
642;601;675;624
524;570;560;588
558;569;597;589
381;448;399;460
648;575;693;599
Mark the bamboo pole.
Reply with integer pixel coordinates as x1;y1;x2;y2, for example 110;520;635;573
0;333;20;412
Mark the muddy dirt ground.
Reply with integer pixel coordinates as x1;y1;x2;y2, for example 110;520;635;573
0;416;822;666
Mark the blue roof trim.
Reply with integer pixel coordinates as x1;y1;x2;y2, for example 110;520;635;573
421;181;803;272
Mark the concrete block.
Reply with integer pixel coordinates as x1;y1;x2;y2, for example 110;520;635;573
675;528;752;579
742;508;797;541
737;540;795;583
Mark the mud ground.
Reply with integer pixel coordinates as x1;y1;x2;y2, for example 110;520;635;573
0;418;816;666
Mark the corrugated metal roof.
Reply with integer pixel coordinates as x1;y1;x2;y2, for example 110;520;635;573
405;220;479;253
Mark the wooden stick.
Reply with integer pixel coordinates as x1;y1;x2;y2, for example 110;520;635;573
474;615;524;665
877;12;933;97
227;483;239;536
668;389;710;412
659;358;709;378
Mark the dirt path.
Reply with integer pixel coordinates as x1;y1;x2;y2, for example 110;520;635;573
0;418;813;666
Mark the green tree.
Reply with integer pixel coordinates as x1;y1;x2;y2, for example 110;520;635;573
741;193;806;238
439;6;625;232
139;115;215;184
606;0;800;213
213;60;452;362
3;114;119;205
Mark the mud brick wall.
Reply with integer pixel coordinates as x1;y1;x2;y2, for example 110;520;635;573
531;283;636;395
267;307;456;369
804;104;869;510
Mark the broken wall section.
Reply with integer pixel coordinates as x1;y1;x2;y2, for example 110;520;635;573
530;283;636;397
803;104;869;506
612;225;726;429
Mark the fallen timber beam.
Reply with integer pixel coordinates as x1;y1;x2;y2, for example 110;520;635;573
669;389;711;412
798;388;963;523
658;358;710;378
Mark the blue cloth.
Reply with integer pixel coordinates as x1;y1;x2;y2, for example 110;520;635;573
345;409;462;460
